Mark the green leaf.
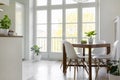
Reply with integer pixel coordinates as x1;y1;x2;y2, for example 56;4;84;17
31;45;40;55
0;15;11;29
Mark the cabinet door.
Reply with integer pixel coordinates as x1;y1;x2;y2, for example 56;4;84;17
0;37;22;80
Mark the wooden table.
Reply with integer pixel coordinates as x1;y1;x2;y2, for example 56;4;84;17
63;43;110;80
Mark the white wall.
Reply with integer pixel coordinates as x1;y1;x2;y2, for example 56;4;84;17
100;0;120;43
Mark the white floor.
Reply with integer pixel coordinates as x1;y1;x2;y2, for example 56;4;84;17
22;60;109;80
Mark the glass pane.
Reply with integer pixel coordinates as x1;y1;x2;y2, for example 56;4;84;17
73;0;95;3
37;10;47;24
37;25;47;37
82;23;95;38
36;0;47;6
87;0;95;2
66;38;77;43
15;2;24;36
66;0;77;4
37;38;47;52
66;24;77;37
51;24;62;37
51;38;62;52
51;0;62;5
66;9;77;23
51;9;62;23
82;7;95;22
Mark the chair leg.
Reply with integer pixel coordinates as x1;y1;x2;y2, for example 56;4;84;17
94;58;98;80
66;59;73;72
76;59;79;72
74;66;76;80
60;61;63;69
95;59;100;80
81;59;89;75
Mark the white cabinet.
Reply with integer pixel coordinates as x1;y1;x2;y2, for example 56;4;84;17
0;0;9;5
0;36;23;80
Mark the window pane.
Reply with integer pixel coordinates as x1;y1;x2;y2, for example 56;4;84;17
82;23;95;38
87;0;95;2
36;0;47;6
37;10;47;24
66;9;77;23
73;0;95;3
51;38;62;52
37;24;47;52
15;2;24;36
51;9;62;23
37;25;47;37
82;7;95;22
66;24;77;37
37;38;47;52
51;24;62;37
51;0;62;5
66;38;77;43
66;0;77;4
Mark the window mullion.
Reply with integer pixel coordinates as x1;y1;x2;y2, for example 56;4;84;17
47;0;51;53
35;0;97;53
78;4;82;43
62;0;65;40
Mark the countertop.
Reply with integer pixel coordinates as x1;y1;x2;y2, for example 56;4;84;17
0;34;23;37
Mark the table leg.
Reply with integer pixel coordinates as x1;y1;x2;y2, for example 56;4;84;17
107;46;110;55
63;44;66;74
83;48;85;61
106;46;111;72
88;47;92;80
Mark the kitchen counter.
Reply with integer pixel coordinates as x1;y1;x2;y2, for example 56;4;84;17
0;36;23;80
0;34;23;37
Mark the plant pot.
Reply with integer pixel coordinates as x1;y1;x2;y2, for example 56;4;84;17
88;37;93;44
109;74;120;80
81;40;87;44
0;29;9;35
33;54;41;62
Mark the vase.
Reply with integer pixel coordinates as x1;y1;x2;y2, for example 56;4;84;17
88;37;93;44
0;29;9;35
33;54;41;62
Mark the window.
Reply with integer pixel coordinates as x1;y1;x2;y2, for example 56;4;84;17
35;0;97;53
15;2;25;36
51;0;63;5
36;10;47;52
36;0;47;6
82;7;96;38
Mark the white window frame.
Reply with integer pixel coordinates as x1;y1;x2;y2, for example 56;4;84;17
33;0;99;54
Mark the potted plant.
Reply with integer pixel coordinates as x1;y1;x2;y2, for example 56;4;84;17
85;30;96;44
108;59;120;80
81;39;87;44
0;15;11;35
31;45;41;61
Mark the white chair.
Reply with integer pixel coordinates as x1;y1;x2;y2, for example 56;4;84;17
84;40;106;57
91;40;106;79
93;40;119;62
92;40;106;56
93;40;119;80
63;41;89;80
